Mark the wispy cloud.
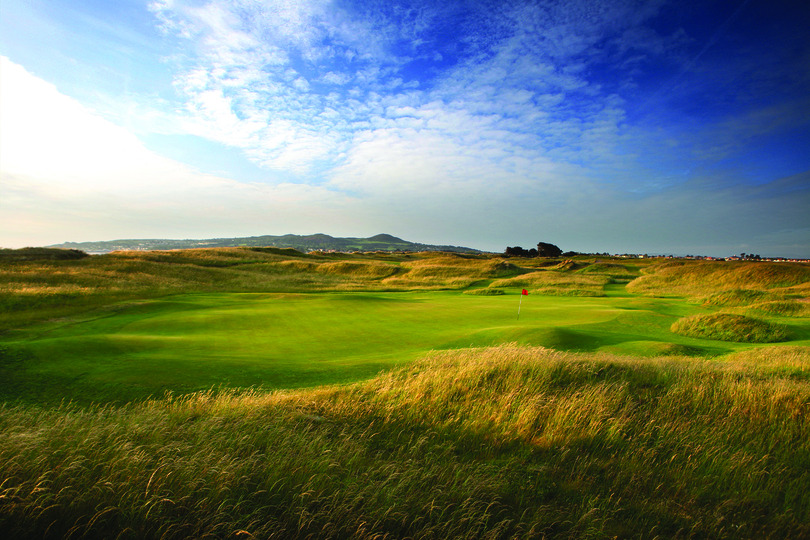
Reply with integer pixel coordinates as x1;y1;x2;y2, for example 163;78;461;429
144;0;675;194
0;56;356;244
2;0;808;255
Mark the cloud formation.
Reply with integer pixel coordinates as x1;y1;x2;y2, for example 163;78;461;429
1;0;808;255
0;57;358;244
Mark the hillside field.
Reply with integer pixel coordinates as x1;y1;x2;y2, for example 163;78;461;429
0;248;808;538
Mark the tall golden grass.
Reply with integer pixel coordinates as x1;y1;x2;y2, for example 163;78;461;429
1;345;808;538
671;313;791;342
17;250;808;308
490;270;610;296
628;260;810;299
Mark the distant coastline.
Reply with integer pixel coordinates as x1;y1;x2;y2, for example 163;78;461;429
48;233;482;255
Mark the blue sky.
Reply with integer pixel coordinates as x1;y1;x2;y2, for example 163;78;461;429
1;0;808;257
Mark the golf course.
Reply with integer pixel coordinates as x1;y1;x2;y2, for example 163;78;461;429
1;247;808;538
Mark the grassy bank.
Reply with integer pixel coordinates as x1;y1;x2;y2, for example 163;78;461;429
2;250;809;405
1;345;808;539
627;259;810;300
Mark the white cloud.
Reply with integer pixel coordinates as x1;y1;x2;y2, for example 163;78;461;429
141;0;656;186
0;56;356;247
0;57;192;195
321;71;351;85
137;0;652;214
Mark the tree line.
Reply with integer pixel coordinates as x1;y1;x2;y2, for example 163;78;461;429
503;242;564;258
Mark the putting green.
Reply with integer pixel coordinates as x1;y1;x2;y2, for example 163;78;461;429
1;290;802;404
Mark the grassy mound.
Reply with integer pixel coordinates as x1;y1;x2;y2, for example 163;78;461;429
702;288;776;307
577;263;638;285
671;313;791;343
266;259;319;272
374;257;518;289
248;246;309;257
628;260;810;298
748;300;810;317
0;247;89;261
599;340;705;357
316;261;399;278
397;257;522;280
0;345;808;539
490;271;609;296
463;288;505;295
577;262;637;279
548;259;584;271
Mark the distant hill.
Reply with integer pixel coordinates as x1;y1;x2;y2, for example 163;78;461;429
48;233;482;254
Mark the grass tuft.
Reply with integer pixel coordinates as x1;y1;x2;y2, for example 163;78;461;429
628;260;810;299
747;300;810;317
247;246;309;257
463;288;506;296
490;271;609;296
671;313;791;343
0;247;90;262
316;260;399;278
702;288;777;307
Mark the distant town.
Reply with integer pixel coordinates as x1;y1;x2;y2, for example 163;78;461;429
613;253;810;263
504;243;808;263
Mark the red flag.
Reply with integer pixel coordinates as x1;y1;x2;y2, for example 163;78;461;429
517;288;528;320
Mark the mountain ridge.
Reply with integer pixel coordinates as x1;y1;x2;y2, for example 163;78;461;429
49;233;482;254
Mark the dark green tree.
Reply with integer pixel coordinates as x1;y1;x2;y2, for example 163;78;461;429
536;242;562;257
504;246;531;257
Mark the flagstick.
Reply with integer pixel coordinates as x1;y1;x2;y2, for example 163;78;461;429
517;294;523;320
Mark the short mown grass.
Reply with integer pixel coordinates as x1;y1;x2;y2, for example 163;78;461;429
0;290;709;405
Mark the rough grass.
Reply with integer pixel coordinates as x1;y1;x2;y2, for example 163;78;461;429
396;257;522;280
0;247;89;262
1;253;809;537
747;300;810;317
315;260;399;278
702;288;779;307
628;260;810;299
490;270;610;296
463;288;506;295
0;345;807;539
722;345;810;379
599;340;704;357
671;313;791;343
576;262;638;280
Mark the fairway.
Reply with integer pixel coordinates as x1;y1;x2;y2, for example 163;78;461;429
3;288;800;404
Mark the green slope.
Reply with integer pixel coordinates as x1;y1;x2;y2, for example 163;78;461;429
4;289;807;405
